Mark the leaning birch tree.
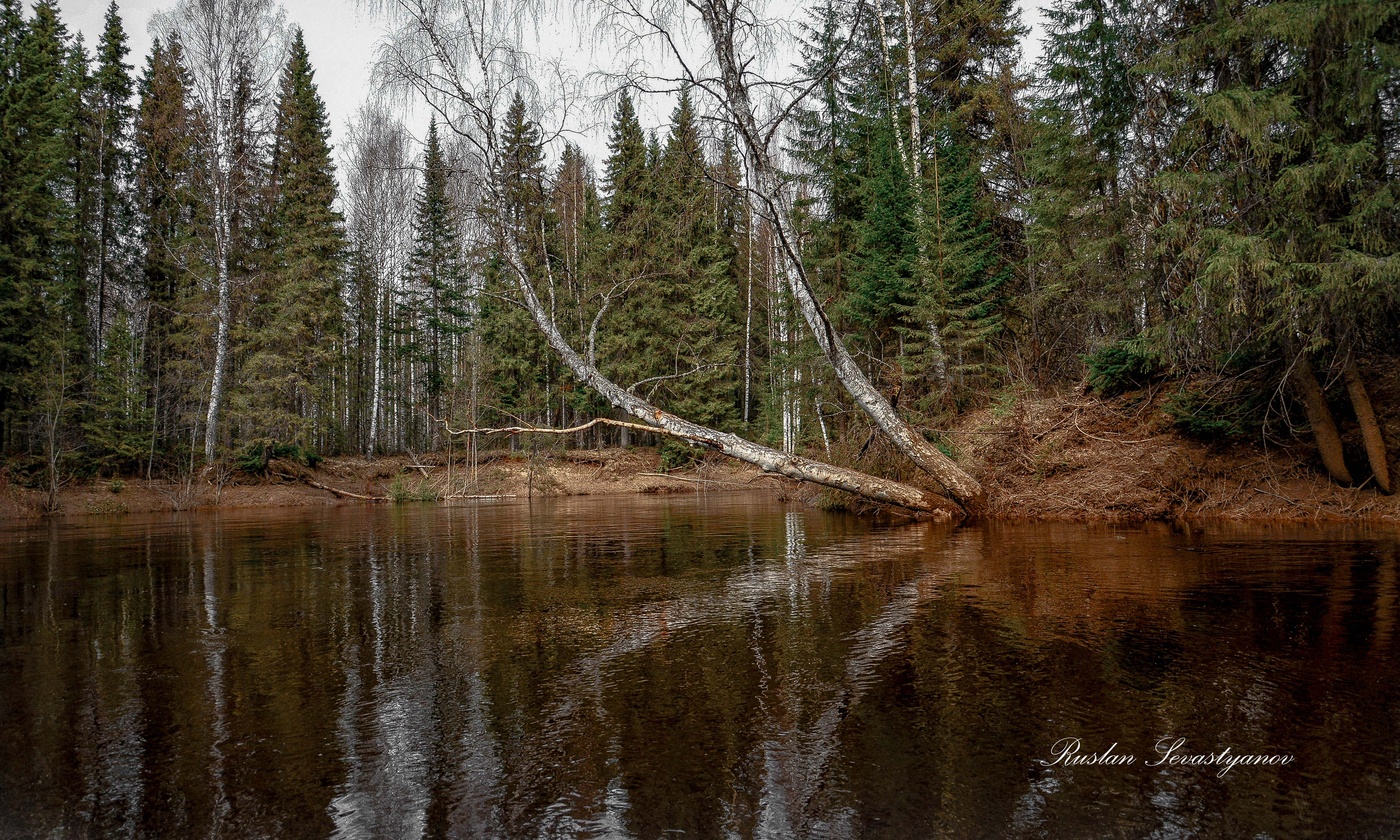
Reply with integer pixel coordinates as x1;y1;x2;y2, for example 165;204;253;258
584;0;986;511
153;0;286;463
366;0;962;516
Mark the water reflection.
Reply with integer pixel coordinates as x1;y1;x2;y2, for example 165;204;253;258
1;497;1398;838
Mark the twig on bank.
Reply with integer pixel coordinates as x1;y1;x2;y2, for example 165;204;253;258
1072;417;1157;445
638;472;751;488
275;472;386;501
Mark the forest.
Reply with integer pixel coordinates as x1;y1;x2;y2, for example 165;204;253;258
0;0;1396;515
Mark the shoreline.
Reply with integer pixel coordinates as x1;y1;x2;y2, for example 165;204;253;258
4;391;1397;525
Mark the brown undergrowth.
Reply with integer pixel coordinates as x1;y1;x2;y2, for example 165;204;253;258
0;448;768;519
954;384;1399;523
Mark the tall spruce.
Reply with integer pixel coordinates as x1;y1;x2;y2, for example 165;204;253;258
133;36;200;467
86;1;135;359
481;92;553;429
236;29;345;450
401;118;467;443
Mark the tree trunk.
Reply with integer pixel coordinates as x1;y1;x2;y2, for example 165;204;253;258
368;284;385;456
499;248;959;518
204;202;231;464
1289;352;1353;484
694;4;984;514
1344;361;1391;493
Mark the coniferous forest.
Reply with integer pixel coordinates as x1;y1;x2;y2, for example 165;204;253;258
1;0;1397;514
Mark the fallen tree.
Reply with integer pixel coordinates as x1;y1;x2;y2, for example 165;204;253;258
367;0;967;518
483;257;963;517
588;0;987;513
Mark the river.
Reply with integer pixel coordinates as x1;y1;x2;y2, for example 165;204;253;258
1;494;1397;838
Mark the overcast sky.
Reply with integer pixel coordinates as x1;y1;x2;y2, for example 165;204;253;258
57;0;1045;171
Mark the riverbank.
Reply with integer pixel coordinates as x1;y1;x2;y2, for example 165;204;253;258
3;389;1397;523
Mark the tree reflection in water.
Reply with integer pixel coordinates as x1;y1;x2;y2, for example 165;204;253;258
0;497;1397;838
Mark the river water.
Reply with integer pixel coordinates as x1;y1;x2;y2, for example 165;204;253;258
1;494;1397;838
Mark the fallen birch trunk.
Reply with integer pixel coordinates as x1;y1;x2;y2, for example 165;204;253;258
691;2;985;514
488;254;960;518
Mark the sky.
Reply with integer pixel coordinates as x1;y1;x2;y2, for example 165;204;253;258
57;0;1046;169
57;0;386;150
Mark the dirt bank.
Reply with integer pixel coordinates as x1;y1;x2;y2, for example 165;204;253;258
3;389;1398;523
0;448;769;519
949;386;1400;523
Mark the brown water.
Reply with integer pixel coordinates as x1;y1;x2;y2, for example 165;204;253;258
1;494;1398;839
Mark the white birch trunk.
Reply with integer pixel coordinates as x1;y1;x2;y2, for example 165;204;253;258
694;5;985;512
495;242;956;516
204;187;231;464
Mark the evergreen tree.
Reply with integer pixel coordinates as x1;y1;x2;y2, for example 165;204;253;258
86;1;136;359
652;89;741;427
84;309;150;472
236;29;345;450
0;0;35;444
0;1;89;456
133;36;200;465
596;93;658;405
481;92;554;429
401;118;468;442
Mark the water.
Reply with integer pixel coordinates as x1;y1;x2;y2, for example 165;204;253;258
1;493;1397;839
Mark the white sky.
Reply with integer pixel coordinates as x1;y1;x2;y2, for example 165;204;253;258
58;0;1046;171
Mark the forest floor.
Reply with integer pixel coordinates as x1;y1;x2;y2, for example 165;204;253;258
3;385;1398;523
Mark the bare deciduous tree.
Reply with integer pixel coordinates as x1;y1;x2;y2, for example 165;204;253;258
154;0;288;463
344;104;416;455
585;0;986;511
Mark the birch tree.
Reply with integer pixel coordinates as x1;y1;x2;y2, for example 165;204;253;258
153;0;286;463
344;103;415;455
586;0;987;511
365;0;960;515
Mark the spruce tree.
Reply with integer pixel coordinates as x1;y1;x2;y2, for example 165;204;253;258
134;37;200;464
652;88;741;427
86;1;136;360
238;29;346;450
595;93;658;406
1;1;89;456
401;118;468;443
481;92;553;429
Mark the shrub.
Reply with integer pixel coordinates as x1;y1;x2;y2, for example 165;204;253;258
1165;388;1258;442
659;439;699;472
236;441;323;474
1085;338;1163;396
388;475;438;503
